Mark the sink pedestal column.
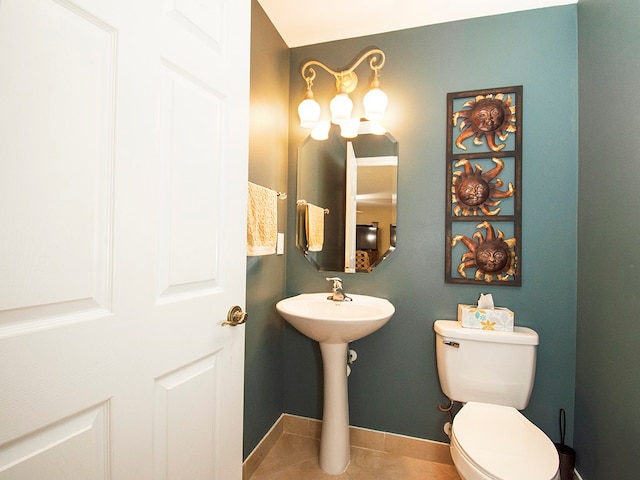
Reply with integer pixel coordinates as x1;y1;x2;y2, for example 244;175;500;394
318;342;350;474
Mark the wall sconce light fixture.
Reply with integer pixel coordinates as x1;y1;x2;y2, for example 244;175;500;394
298;49;387;138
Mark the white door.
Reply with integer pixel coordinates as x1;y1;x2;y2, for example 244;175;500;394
0;0;250;478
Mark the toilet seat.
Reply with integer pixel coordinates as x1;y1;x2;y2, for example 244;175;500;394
452;402;559;480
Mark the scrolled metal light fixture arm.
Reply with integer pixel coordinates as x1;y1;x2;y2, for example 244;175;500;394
300;49;386;94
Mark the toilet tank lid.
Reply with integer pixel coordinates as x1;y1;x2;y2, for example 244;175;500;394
434;320;538;345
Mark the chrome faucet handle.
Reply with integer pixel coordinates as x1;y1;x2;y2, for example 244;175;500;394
325;277;351;301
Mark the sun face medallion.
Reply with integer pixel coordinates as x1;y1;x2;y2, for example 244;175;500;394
452;158;515;216
451;221;517;282
452;93;516;152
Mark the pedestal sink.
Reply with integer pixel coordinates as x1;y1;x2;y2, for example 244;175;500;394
276;293;395;474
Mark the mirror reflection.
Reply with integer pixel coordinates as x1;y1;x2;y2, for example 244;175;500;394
296;121;398;273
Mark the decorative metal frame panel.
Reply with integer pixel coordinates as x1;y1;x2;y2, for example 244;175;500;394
445;86;522;286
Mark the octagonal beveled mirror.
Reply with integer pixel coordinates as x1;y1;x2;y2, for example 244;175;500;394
296;121;397;273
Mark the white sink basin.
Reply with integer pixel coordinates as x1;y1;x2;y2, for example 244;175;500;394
276;293;394;344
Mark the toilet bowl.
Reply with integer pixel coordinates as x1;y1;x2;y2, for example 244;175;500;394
449;402;560;480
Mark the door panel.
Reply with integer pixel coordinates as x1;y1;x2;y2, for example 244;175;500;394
165;0;225;52
0;0;115;329
154;353;222;480
158;61;223;299
0;403;109;480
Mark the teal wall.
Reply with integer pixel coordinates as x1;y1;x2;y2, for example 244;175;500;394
285;6;578;444
246;4;640;476
244;0;289;457
576;0;640;477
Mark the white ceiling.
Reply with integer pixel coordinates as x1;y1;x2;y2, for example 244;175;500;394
257;0;578;48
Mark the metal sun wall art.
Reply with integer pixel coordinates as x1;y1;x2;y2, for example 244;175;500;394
445;86;522;286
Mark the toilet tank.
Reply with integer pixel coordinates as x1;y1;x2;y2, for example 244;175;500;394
434;320;539;410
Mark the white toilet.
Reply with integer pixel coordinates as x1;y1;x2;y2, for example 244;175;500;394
434;320;560;480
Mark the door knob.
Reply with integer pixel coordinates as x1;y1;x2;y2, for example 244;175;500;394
222;305;247;326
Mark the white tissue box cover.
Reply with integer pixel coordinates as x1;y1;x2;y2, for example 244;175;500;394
457;304;514;331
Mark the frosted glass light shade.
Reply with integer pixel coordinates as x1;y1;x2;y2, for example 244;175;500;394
298;98;321;128
363;87;388;121
311;120;331;140
330;93;353;124
340;118;360;138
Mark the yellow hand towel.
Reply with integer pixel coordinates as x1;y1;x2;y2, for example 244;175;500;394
305;203;325;252
247;182;277;256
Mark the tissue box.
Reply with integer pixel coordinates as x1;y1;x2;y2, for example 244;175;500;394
457;304;514;331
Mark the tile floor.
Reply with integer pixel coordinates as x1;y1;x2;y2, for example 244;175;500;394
247;432;462;480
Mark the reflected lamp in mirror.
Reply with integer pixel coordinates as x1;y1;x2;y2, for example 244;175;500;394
297;49;388;137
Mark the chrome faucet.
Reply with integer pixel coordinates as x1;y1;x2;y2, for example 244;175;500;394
326;277;351;301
